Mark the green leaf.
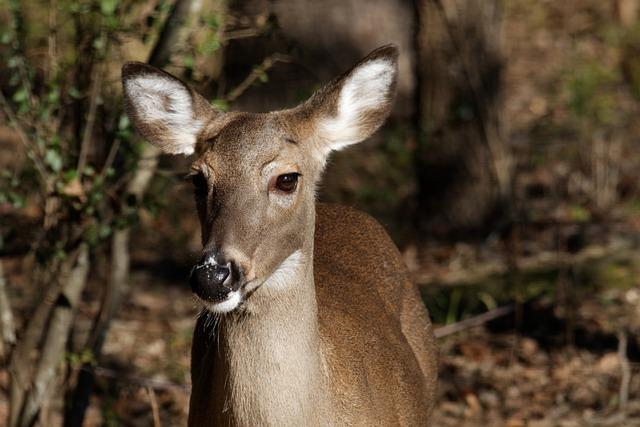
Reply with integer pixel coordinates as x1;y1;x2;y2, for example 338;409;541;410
203;13;222;29
44;149;63;172
92;37;105;51
200;37;220;55
47;89;60;104
8;192;25;208
50;135;61;147
100;0;118;15
12;87;28;103
98;224;112;239
63;169;78;182
68;87;82;99
183;54;194;70
210;98;229;112
569;205;591;222
1;31;11;44
118;114;130;130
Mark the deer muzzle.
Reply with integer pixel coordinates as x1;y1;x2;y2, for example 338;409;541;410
189;252;240;303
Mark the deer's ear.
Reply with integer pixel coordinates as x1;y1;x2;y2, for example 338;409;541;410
302;45;398;157
122;62;218;156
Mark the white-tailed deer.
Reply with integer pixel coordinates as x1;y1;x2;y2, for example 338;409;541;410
122;45;437;426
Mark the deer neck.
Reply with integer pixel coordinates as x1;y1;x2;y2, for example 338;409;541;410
220;239;331;426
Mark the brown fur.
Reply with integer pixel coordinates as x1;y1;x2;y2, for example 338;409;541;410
122;45;438;426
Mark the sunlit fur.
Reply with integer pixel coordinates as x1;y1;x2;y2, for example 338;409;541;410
122;45;437;427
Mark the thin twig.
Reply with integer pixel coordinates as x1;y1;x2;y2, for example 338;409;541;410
47;0;57;80
77;62;104;176
82;366;189;392
0;90;49;184
0;258;16;356
434;305;514;339
147;387;162;427
224;53;290;103
618;330;631;410
8;1;36;110
99;138;120;179
222;28;260;41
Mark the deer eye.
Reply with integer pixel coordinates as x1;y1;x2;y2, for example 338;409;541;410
192;173;207;195
273;173;300;193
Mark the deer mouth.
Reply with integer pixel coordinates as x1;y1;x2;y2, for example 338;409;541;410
205;290;243;314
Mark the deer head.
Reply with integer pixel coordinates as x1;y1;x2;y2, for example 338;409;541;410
122;45;398;314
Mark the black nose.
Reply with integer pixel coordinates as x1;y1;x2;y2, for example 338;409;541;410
189;256;233;302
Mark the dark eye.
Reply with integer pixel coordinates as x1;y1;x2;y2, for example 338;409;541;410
192;173;207;195
274;173;300;193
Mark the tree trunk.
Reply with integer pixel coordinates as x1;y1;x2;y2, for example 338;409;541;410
415;0;511;238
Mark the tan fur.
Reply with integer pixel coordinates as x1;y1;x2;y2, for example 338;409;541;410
122;45;437;426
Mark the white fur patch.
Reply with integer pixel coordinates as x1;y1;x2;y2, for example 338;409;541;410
319;59;394;153
208;290;241;313
124;75;202;155
243;250;304;294
263;250;304;290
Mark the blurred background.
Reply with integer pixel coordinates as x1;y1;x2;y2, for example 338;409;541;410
1;0;640;426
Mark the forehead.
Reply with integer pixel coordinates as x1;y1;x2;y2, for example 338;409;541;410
196;113;298;171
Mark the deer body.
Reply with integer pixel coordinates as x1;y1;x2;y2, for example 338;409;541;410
189;204;437;426
123;46;437;426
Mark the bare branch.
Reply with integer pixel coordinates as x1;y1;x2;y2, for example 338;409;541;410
0;259;16;356
77;62;104;176
126;145;161;198
0;90;49;185
148;0;197;68
84;365;188;392
99;138;120;179
17;245;90;427
8;265;63;427
224;53;290;103
7;1;36;110
222;28;260;41
434;305;514;339
147;387;162;427
618;330;630;410
46;0;57;80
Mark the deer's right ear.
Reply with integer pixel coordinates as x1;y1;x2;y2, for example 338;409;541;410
296;45;398;161
122;62;218;156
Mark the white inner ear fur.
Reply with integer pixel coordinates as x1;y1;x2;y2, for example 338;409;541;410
125;74;202;155
318;58;394;155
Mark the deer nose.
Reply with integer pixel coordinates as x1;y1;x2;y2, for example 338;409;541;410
189;255;234;302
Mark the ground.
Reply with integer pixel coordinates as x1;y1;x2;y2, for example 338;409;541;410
3;234;638;427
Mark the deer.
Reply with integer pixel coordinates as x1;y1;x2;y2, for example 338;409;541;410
122;45;438;426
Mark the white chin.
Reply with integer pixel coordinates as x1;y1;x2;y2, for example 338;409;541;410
206;291;242;313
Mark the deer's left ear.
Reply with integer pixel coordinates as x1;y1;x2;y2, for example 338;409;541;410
301;45;398;157
122;62;220;156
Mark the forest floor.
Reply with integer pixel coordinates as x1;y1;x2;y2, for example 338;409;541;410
3;224;640;427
